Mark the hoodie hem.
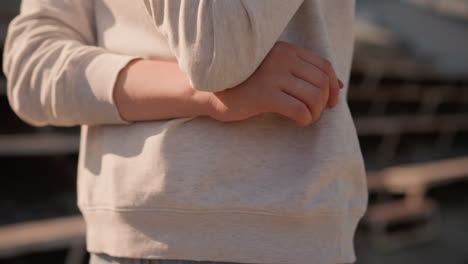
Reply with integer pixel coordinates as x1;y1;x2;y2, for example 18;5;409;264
81;208;363;264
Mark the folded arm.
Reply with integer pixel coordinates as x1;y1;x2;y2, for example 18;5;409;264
4;0;337;128
142;0;304;92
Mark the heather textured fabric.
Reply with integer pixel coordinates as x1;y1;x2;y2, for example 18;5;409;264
89;253;351;264
3;1;368;264
89;252;256;264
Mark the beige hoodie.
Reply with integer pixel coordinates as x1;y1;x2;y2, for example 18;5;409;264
3;1;368;264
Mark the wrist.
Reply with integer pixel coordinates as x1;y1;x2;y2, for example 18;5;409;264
189;88;218;119
113;58;221;122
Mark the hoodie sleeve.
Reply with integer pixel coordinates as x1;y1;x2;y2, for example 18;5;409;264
142;0;304;92
2;0;138;127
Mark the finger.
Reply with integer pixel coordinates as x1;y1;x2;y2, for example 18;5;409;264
294;47;340;107
290;58;330;110
271;92;312;126
281;77;324;123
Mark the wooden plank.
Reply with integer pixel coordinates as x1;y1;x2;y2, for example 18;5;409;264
367;156;468;195
363;199;437;224
0;216;85;257
408;0;468;20
348;85;468;104
362;198;440;251
0;133;80;156
355;114;468;136
379;156;468;195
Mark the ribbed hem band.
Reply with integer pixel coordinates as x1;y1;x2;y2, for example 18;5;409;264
82;209;362;264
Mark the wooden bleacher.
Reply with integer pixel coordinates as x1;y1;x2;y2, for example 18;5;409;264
349;85;468;105
363;156;468;249
0;216;86;264
362;198;440;250
355;114;468;136
367;156;468;196
0;133;80;157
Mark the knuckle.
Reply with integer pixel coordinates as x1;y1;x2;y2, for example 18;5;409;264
291;103;308;121
309;107;322;123
304;87;318;102
277;79;291;92
318;73;330;89
291;102;306;115
309;92;325;121
309;106;319;121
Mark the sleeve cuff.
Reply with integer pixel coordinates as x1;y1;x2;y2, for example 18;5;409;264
82;52;141;125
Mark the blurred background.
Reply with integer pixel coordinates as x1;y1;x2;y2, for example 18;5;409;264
1;0;467;263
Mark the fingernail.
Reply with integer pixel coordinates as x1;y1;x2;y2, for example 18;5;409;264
338;80;344;89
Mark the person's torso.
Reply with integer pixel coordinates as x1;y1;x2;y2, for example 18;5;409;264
77;0;368;217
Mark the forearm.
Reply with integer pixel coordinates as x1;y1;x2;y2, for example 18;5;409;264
113;59;214;122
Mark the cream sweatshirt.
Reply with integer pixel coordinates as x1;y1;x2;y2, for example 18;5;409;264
3;1;368;264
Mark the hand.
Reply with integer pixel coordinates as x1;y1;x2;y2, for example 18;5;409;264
207;41;343;127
